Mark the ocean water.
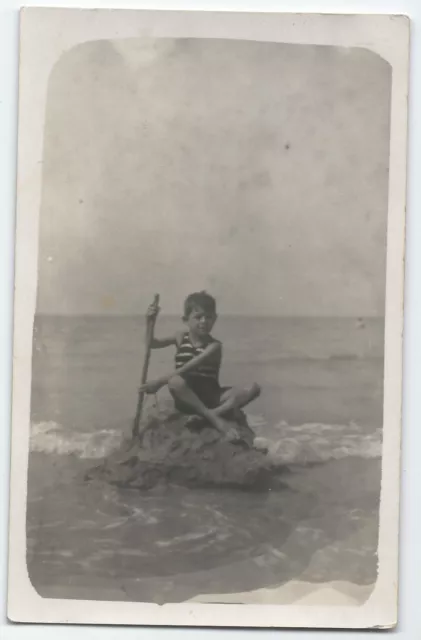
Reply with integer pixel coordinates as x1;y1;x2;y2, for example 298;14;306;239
27;315;384;602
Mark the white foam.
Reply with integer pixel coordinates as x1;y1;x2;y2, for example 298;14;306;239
30;421;125;459
30;418;382;464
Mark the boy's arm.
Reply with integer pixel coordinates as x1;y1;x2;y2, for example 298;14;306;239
140;342;221;391
150;334;177;349
150;329;184;349
146;301;177;349
168;341;220;378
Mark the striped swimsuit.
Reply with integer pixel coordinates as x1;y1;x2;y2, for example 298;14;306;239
171;332;223;412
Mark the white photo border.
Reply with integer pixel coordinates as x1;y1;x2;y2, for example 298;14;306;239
7;8;409;629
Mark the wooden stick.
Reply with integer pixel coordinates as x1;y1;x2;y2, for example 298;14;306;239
132;293;160;439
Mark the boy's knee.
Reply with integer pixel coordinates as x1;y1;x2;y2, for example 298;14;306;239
168;375;186;393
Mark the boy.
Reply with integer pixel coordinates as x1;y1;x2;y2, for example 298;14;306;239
139;291;261;439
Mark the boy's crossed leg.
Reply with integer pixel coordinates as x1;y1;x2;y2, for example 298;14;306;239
213;383;261;418
168;375;231;436
168;375;260;440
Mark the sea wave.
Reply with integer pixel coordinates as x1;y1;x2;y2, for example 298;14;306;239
30;418;382;465
249;416;382;464
30;421;126;459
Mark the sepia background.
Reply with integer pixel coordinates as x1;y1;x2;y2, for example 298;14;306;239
37;39;390;317
28;38;390;605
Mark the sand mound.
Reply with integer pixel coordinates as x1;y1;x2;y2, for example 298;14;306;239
85;404;281;491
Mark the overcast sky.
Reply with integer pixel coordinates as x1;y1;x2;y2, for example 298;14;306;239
37;38;391;317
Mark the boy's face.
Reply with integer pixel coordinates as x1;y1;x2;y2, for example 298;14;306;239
186;306;217;337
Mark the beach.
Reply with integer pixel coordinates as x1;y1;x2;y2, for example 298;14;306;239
27;315;384;604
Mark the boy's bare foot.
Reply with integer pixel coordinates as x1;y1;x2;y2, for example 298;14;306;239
203;411;241;442
212;415;241;442
225;426;241;442
185;415;204;431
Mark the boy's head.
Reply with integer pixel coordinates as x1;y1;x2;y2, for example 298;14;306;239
183;291;217;336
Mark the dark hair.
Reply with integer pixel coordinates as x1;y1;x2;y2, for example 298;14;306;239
183;291;217;320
